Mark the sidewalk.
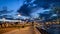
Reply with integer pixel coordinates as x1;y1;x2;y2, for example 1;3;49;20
3;26;34;34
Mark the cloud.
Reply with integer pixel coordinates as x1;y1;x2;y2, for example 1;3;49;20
0;9;19;19
31;8;51;18
0;0;60;19
17;0;51;16
17;0;60;18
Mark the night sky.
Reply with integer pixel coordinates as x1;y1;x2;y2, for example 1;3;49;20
0;0;60;19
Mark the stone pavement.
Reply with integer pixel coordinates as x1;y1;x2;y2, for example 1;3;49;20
3;26;35;34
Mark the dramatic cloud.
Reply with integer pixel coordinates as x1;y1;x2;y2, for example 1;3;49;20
17;0;60;17
0;0;60;19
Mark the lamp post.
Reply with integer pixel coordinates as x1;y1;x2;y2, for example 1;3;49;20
3;18;5;22
17;14;21;30
2;18;6;27
17;14;21;24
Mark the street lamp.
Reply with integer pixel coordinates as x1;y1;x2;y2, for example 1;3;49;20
18;14;21;17
2;18;5;22
2;18;6;27
17;14;21;24
17;14;21;30
17;14;21;20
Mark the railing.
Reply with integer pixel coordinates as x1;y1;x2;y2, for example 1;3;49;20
34;27;49;34
34;27;41;34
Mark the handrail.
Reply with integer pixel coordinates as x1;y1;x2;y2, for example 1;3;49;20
36;27;49;34
34;27;41;34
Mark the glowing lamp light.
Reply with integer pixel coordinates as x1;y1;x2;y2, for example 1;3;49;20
18;14;21;17
2;18;5;22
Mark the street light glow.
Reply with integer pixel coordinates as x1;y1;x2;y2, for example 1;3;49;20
2;18;5;20
2;18;5;22
18;14;21;17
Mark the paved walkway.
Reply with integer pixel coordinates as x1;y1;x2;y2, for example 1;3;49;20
3;26;35;34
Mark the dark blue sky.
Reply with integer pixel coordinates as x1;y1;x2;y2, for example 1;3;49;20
0;0;24;11
0;0;26;19
0;0;60;19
